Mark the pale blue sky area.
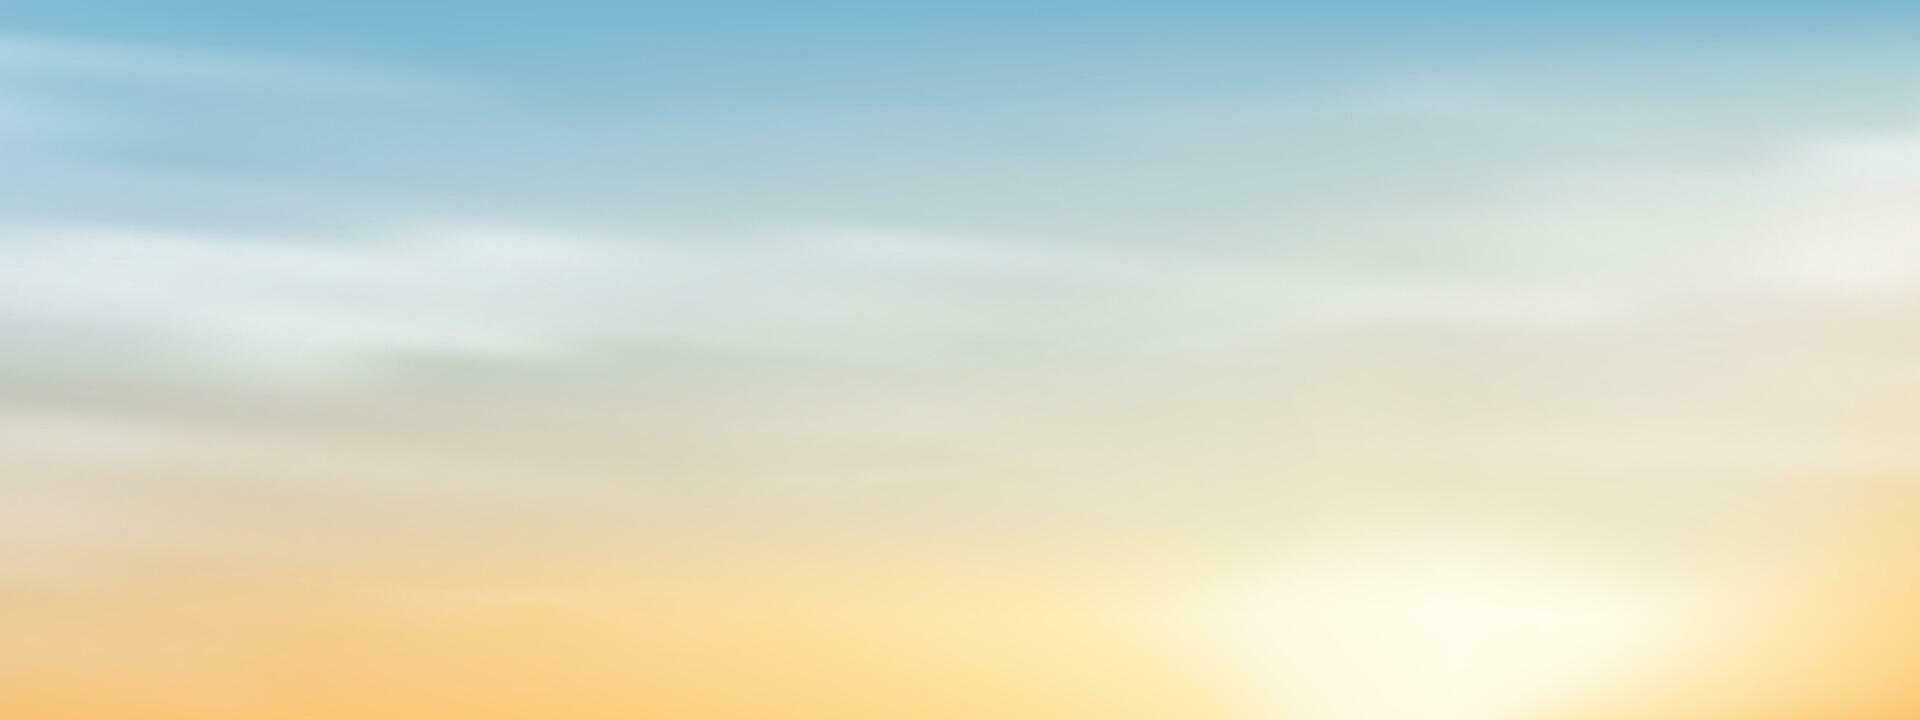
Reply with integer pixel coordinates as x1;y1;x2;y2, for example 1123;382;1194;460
3;3;1918;242
4;3;1920;390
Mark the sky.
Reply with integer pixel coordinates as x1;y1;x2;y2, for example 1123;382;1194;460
4;4;1920;719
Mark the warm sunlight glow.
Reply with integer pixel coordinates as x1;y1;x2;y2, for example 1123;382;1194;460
1203;522;1682;720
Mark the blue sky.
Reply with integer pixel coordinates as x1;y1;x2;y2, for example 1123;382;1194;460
4;4;1920;479
6;3;1920;243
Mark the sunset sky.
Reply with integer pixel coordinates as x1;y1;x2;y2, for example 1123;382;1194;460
3;3;1920;719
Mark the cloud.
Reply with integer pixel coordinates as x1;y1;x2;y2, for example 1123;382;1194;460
3;75;1918;402
0;218;1662;396
0;32;468;100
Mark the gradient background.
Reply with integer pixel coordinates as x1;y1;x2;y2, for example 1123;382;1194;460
4;3;1920;719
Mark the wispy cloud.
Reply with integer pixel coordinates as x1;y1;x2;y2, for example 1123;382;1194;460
0;32;469;100
0;219;1660;395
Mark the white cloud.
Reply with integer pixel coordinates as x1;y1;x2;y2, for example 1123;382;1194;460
0;219;1656;392
5;116;1920;394
0;32;468;100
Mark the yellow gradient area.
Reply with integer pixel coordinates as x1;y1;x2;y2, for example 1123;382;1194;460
4;471;1917;719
